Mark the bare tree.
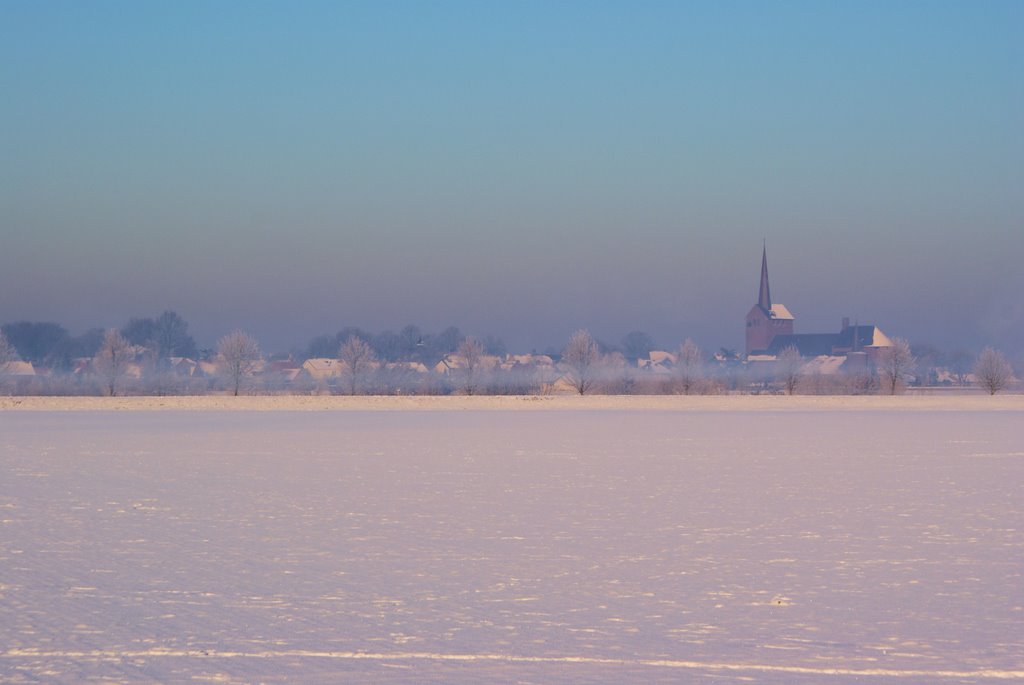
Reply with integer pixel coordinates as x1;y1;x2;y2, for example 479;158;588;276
338;335;376;395
622;330;655;363
949;349;972;387
843;368;879;395
0;331;16;391
675;338;704;395
910;342;943;388
562;329;601;395
94;329;132;396
457;336;485;395
877;338;915;395
153;310;197;360
217;330;261;396
776;345;803;395
973;347;1014;395
0;331;15;366
0;321;70;368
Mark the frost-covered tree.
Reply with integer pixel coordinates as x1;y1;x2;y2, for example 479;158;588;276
562;329;601;395
338;335;376;395
0;321;70;368
0;332;16;392
877;338;915;395
122;311;196;362
482;335;506;357
622;330;655;363
457;336;485;395
153;310;197;359
676;338;704;395
0;331;15;366
435;326;463;357
121;317;157;350
949;349;972;387
94;329;133;396
910;342;943;387
217;330;261;396
776;345;803;395
973;347;1014;395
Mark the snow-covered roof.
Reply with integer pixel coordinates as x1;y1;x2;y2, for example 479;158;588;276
802;355;847;375
197;361;218;377
385;361;429;373
1;360;36;377
504;354;554;367
435;354;502;374
301;358;342;378
866;328;894;348
648;350;676;364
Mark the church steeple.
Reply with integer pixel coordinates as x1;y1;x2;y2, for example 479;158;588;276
758;242;772;312
746;243;794;356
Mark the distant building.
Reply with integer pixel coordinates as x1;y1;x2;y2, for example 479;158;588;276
745;245;794;356
637;350;676;376
744;246;893;361
765;319;893;358
299;358;344;382
1;360;37;393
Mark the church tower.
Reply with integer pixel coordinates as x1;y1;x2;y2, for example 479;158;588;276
745;245;794;355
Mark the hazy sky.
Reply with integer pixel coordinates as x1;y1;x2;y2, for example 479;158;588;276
2;1;1022;354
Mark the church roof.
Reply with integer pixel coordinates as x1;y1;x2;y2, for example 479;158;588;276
766;333;838;357
835;324;889;350
768;304;794;320
765;324;892;357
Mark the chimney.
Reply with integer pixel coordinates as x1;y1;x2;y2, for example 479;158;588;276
842;317;850;330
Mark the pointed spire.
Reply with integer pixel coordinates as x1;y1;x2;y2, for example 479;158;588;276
758;242;772;312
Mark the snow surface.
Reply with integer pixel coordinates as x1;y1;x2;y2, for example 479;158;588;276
2;394;1023;412
1;401;1022;683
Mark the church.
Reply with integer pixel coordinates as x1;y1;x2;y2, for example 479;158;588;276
745;246;893;360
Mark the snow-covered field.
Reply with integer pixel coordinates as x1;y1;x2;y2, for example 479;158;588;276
2;398;1022;683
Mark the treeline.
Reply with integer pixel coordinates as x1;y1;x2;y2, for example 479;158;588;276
303;324;507;365
0;312;198;370
0;313;1018;397
0;315;508;368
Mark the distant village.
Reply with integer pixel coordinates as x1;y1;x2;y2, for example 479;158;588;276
0;249;1017;396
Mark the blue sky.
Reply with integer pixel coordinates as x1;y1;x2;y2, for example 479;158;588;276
2;1;1022;354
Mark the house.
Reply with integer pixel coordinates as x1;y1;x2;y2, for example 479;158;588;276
385;361;429;374
260;359;302;387
1;360;36;377
196;361;219;378
300;358;344;381
501;354;555;370
0;360;37;393
433;354;502;375
638;350;676;375
168;357;203;377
